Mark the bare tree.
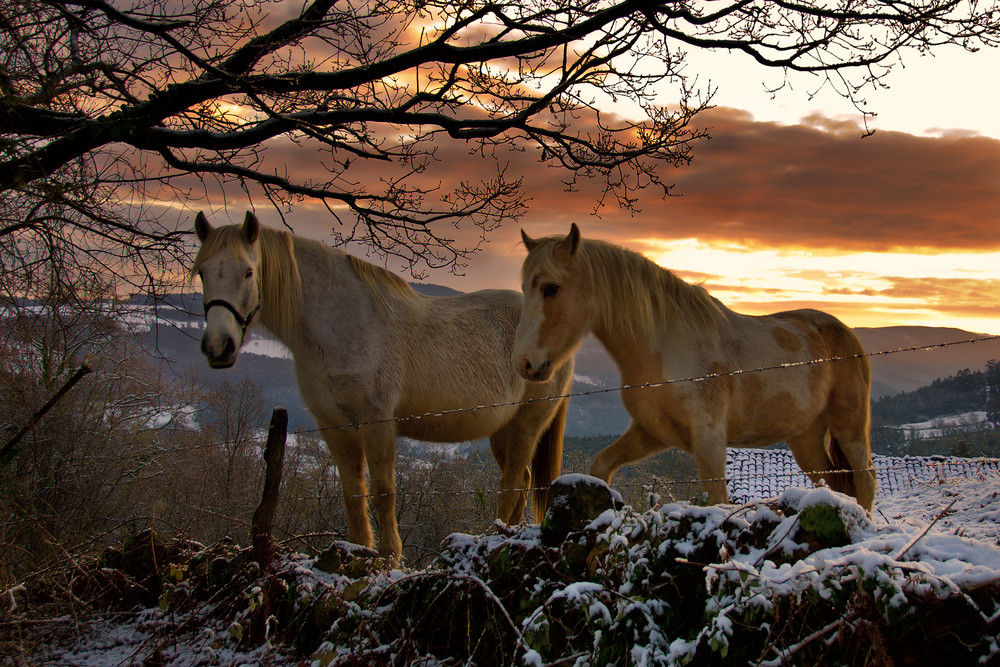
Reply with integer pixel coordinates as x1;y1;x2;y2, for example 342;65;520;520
0;290;201;583
2;0;998;290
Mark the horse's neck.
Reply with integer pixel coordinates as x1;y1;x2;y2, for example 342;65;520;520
590;286;734;381
259;238;367;350
592;318;669;382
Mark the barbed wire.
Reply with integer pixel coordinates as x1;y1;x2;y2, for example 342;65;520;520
288;333;1000;436
149;333;1000;492
322;456;1000;501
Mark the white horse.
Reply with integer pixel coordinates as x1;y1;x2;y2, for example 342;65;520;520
514;224;875;512
192;211;573;559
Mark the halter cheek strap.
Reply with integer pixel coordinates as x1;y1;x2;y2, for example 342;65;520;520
204;299;261;342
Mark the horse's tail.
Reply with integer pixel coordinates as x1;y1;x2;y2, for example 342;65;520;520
826;435;857;498
531;397;568;523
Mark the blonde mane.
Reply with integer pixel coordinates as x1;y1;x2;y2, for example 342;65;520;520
525;235;722;342
347;254;419;307
191;225;302;342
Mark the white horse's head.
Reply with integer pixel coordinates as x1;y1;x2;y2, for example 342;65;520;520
192;211;263;369
514;223;593;381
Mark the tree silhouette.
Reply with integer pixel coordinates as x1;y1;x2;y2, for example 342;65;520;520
987;359;1000;426
3;0;999;294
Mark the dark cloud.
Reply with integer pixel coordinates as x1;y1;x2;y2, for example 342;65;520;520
417;105;1000;256
617;107;1000;252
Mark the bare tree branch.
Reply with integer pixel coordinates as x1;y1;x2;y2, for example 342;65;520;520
2;0;998;286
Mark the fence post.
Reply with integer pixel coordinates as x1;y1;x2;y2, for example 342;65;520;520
252;406;288;570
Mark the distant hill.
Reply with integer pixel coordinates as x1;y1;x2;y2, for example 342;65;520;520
141;291;1000;436
855;326;1000;398
870;367;990;426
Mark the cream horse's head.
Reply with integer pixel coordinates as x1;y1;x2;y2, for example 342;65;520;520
192;211;263;369
514;223;593;381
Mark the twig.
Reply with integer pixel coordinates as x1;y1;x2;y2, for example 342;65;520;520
758;617;843;666
893;495;960;560
1;355;94;461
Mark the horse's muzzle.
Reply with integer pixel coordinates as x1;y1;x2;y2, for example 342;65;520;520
519;355;552;382
201;333;238;369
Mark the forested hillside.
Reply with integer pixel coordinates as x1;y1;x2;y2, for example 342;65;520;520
870;361;1000;426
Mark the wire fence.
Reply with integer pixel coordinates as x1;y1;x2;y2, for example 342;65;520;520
324;454;1000;502
134;332;1000;505
289;333;1000;436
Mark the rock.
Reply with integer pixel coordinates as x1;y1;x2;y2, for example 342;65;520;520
797;503;851;549
540;474;624;546
314;540;381;576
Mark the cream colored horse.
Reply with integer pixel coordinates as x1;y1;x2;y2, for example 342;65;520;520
192;212;573;559
513;224;875;512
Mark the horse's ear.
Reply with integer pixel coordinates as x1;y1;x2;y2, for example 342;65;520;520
242;211;260;244
194;212;212;242
560;223;581;256
521;229;541;252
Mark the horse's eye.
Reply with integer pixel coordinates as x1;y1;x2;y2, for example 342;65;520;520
542;283;559;298
245;268;254;279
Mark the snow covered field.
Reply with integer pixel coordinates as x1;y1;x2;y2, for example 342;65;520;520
894;410;992;439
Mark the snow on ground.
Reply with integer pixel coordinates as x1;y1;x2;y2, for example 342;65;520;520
728;448;1000;545
240;336;294;360
571;373;604;387
27;465;1000;666
877;472;1000;545
894;410;991;439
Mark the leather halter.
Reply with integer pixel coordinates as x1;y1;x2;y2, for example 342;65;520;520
204;298;260;342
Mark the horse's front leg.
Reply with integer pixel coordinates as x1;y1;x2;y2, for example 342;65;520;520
323;430;374;550
590;422;662;484
365;423;402;561
490;431;531;525
690;430;729;504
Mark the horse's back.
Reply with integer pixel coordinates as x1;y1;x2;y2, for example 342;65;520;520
765;308;867;361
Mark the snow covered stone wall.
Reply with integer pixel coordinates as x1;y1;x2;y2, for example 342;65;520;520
726;448;1000;504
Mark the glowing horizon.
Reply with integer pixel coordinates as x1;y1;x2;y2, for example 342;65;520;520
636;238;1000;334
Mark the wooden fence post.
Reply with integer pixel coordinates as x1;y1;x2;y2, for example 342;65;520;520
252;406;288;570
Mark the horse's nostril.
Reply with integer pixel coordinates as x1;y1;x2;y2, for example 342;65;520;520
223;336;236;358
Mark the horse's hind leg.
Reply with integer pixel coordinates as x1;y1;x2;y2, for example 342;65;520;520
787;413;875;512
828;411;876;513
787;415;850;492
364;424;403;560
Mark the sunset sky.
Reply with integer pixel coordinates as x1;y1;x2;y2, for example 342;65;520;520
196;41;1000;335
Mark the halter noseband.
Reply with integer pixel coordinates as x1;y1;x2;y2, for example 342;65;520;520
204;299;260;341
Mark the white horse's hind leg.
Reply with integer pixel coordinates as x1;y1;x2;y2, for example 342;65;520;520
323;430;374;550
490;425;537;524
365;426;403;560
